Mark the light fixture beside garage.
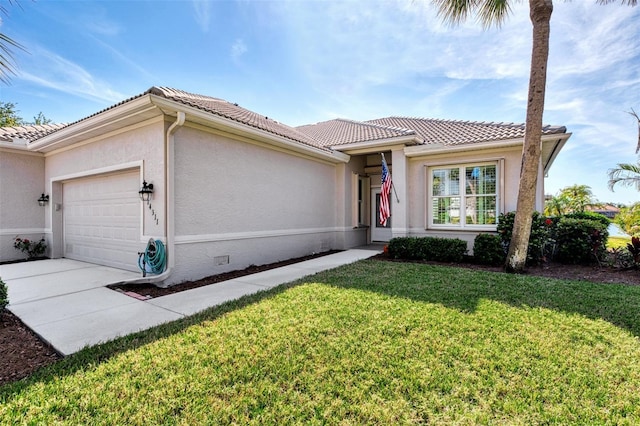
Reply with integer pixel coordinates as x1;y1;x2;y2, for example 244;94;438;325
37;193;49;207
138;181;154;202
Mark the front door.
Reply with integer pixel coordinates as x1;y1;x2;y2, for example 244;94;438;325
371;188;392;242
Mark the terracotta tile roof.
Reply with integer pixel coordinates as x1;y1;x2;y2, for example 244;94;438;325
0;123;67;143
11;88;568;152
20;86;327;152
147;87;326;151
296;118;416;147
366;117;567;146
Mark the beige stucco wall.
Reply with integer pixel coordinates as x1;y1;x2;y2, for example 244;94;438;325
169;125;350;284
0;149;46;261
404;145;529;254
44;119;166;261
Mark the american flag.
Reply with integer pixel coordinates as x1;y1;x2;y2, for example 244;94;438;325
379;153;392;227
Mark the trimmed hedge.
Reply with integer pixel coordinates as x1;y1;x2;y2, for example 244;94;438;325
388;236;467;262
555;218;608;264
0;277;7;311
563;211;611;228
473;233;506;266
497;211;552;265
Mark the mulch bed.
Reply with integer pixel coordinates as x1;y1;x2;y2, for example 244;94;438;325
2;252;639;387
0;310;61;386
109;250;342;298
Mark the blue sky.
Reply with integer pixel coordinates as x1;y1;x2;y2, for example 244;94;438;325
1;0;639;204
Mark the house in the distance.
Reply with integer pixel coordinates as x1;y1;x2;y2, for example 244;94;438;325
0;87;570;285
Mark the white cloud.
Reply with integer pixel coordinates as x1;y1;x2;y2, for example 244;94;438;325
231;39;248;62
16;46;126;104
84;17;121;37
192;1;212;33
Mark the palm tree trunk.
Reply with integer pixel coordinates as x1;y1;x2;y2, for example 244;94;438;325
505;0;553;273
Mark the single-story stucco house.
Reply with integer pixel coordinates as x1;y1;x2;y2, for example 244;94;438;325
0;86;570;286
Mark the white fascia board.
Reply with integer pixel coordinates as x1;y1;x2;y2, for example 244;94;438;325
330;136;423;154
27;95;158;152
543;133;571;174
404;133;570;158
0;142;31;153
150;96;350;164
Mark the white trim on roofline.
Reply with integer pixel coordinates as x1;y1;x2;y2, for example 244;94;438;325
405;133;571;169
150;96;350;164
330;136;423;154
0;145;44;156
27;96;158;151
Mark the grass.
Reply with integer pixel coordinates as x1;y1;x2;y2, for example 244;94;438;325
609;235;632;250
2;260;640;424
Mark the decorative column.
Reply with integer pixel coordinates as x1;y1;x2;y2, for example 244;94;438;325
391;148;408;238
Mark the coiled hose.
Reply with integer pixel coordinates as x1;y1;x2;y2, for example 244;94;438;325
138;239;166;276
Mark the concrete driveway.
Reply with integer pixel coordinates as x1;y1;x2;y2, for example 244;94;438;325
1;249;382;355
1;259;182;355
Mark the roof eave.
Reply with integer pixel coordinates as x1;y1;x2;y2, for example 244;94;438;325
27;95;159;152
332;136;422;154
543;133;571;175
404;133;570;158
150;96;350;164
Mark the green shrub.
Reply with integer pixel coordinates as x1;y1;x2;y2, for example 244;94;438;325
555;218;608;264
388;236;467;262
473;233;506;265
564;211;611;228
0;277;8;311
497;211;554;265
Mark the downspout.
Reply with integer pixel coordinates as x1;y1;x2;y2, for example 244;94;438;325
111;111;186;286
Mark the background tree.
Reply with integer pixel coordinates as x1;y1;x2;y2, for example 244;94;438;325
433;0;636;273
544;193;569;216
32;111;51;125
558;184;598;212
0;100;23;126
615;202;640;236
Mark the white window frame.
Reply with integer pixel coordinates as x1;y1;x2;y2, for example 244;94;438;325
427;161;500;230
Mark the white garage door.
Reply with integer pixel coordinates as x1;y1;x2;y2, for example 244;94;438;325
64;170;141;271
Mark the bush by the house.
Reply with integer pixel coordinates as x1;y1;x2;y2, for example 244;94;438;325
0;277;8;311
563;211;611;228
555;218;608;264
13;236;47;259
497;212;554;265
388;236;467;262
473;233;505;266
627;237;640;266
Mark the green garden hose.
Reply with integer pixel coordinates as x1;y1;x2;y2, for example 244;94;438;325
138;239;166;276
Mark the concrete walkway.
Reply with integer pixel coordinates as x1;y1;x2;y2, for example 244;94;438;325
1;248;381;355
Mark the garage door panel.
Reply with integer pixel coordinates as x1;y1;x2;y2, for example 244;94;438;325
64;171;141;272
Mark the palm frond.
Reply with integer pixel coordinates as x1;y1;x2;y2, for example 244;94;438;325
596;0;638;5
608;163;640;191
431;0;477;26
478;0;512;28
431;0;513;28
0;32;26;84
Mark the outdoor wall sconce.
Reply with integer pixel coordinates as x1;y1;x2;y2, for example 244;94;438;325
139;181;154;202
37;193;49;207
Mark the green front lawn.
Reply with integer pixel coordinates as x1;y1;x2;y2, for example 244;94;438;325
609;235;632;250
2;261;640;424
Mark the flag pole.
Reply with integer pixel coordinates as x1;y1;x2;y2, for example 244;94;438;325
391;182;400;203
380;153;400;203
